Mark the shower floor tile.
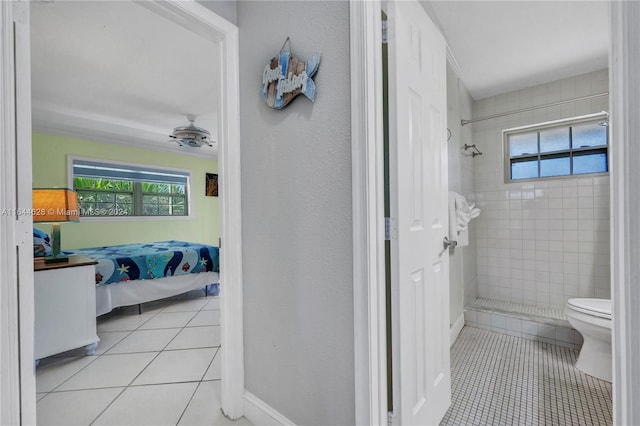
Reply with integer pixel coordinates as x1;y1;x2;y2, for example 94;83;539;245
441;326;612;426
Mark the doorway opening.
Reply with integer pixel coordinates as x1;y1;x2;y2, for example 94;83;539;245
13;1;243;423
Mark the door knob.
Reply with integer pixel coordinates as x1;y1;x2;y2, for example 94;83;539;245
439;236;457;256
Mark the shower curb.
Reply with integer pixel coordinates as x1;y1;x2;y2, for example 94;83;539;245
464;306;583;350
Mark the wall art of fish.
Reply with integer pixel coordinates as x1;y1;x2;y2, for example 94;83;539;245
261;40;321;110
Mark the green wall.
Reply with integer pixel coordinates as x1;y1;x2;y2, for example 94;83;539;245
32;132;219;249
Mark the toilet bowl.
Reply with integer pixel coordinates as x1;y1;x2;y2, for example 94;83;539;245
565;298;612;382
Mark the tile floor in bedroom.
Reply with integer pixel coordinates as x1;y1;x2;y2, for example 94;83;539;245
36;290;251;426
441;326;613;426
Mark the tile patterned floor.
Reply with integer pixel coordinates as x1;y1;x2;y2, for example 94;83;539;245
36;290;251;426
38;293;612;425
469;298;568;321
441;326;612;426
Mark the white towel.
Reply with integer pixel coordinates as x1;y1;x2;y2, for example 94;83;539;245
449;191;481;248
457;225;469;247
449;193;458;245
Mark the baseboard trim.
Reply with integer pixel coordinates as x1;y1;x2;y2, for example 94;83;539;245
243;391;296;426
450;313;465;347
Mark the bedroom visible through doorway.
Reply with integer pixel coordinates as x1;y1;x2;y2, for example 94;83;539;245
20;2;244;417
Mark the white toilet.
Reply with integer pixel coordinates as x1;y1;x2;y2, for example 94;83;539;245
565;298;612;382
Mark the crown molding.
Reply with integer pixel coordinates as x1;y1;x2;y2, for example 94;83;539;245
446;44;464;81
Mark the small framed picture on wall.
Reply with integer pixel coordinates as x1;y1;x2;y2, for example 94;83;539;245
206;173;218;197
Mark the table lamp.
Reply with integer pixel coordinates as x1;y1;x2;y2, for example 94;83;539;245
32;188;80;264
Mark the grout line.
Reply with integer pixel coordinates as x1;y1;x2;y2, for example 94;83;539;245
89;386;128;426
43;354;102;394
127;380;207;388
175;381;202;425
99;330;136;356
200;346;220;382
48;385;126;394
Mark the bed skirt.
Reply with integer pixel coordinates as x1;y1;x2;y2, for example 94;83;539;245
95;271;219;316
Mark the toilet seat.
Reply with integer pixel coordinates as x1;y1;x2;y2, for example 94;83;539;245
567;298;611;320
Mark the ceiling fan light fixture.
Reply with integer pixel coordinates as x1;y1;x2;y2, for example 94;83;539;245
169;119;214;148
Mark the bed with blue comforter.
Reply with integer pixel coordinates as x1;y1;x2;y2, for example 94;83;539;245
64;240;219;286
34;231;220;315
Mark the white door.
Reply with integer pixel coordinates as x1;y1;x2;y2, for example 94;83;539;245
387;1;451;424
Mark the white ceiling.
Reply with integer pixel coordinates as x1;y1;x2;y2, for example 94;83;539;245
30;1;609;153
427;1;609;100
30;1;220;158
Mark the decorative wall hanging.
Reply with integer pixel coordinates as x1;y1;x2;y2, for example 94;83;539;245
206;173;218;197
261;37;321;110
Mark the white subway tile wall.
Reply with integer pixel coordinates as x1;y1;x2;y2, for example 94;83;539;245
447;64;478;311
471;69;610;309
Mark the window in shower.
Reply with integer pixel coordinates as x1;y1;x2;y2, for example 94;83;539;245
503;112;609;182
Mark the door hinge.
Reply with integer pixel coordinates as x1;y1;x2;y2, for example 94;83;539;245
388;411;396;425
382;19;389;44
385;217;397;241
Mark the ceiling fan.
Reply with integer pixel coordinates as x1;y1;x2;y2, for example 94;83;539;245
169;116;214;148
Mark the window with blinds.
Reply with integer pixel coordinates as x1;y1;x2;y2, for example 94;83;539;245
70;159;190;218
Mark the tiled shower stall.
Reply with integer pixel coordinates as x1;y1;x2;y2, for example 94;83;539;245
449;69;610;348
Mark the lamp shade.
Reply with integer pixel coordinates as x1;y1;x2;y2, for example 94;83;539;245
32;188;80;223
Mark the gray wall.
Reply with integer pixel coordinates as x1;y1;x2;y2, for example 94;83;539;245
197;0;237;25
237;2;354;425
447;63;476;324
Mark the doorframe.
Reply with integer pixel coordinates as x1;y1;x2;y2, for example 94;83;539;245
148;3;245;419
0;0;246;421
349;1;388;425
610;2;640;424
1;2;36;424
152;3;246;420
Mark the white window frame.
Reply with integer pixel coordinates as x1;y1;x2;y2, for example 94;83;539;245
67;155;194;222
503;111;610;183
